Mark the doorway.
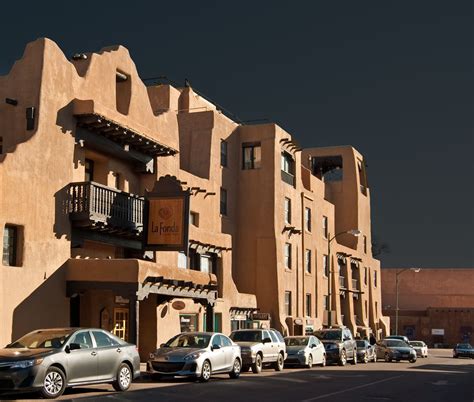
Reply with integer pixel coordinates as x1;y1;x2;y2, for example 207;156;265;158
113;308;129;341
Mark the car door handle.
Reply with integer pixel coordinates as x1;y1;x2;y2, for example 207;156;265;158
116;348;122;353
91;351;97;356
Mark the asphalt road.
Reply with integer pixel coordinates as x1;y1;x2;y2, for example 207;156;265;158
2;349;473;402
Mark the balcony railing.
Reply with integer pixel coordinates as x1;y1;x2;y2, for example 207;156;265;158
68;182;144;235
339;276;346;288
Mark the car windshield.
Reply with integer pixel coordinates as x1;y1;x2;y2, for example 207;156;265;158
285;337;309;346
410;341;423;347
165;334;211;348
315;330;342;340
230;331;262;342
456;344;472;349
386;340;407;347
7;329;73;349
356;340;367;347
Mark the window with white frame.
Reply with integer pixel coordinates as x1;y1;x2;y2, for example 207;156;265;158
284;197;291;224
304;207;311;232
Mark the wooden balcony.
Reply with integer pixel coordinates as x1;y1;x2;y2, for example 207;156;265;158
68;182;144;238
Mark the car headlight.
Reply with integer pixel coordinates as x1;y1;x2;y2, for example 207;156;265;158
184;351;205;361
297;350;305;355
325;344;338;350
10;358;43;369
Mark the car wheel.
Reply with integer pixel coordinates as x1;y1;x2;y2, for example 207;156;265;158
229;358;241;379
338;349;347;366
40;366;66;399
351;351;357;365
384;352;392;362
306;354;313;368
320;354;326;367
113;363;132;392
274;352;284;371
252;354;263;374
409;358;416;363
200;360;212;382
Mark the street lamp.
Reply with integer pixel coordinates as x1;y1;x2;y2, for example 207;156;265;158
395;268;421;334
327;229;361;327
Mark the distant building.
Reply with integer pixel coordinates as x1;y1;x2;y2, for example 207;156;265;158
382;268;474;346
0;38;389;360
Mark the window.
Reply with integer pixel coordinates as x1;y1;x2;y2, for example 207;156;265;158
323;254;329;277
200;254;211;273
85;159;94;182
190;211;199;227
116;69;131;115
323;295;329;311
221;140;228;167
284;243;292;269
220;188;227;215
358;159;368;195
3;225;21;267
364;267;368;285
0;136;3;154
374;270;378;287
363;235;367;254
304;207;311;232
365;301;368;316
92;331;119;347
285;291;292;316
242;143;261;169
322;216;328;238
306;294;312;317
281;151;295;186
70;331;93;349
281;151;294;175
284;197;291;224
305;249;312;273
177;252;188;269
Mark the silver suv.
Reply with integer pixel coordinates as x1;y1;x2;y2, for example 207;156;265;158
229;329;286;373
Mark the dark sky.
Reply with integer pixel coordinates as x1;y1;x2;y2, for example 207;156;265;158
1;1;472;268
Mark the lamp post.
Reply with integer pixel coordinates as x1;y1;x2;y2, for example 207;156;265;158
395;268;421;334
327;229;361;327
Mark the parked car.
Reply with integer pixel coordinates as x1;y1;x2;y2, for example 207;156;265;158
314;327;357;366
356;339;377;363
453;343;474;359
375;339;417;363
284;336;326;367
385;335;410;343
409;341;428;358
147;332;241;382
0;328;140;399
229;329;286;373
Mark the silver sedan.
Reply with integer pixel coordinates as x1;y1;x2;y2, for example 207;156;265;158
284;336;326;367
0;328;140;399
147;332;241;382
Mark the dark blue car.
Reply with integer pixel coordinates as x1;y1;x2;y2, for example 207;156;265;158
453;343;474;359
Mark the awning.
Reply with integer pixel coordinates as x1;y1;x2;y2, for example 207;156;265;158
73;99;178;158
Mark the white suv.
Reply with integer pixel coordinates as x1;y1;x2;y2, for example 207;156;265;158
229;329;287;373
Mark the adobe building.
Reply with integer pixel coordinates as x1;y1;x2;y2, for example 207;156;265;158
382;268;474;346
0;38;388;360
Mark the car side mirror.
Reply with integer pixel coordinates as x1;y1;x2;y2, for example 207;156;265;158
311;344;316;348
263;337;271;344
69;343;81;351
212;344;220;351
160;343;167;348
64;345;70;354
